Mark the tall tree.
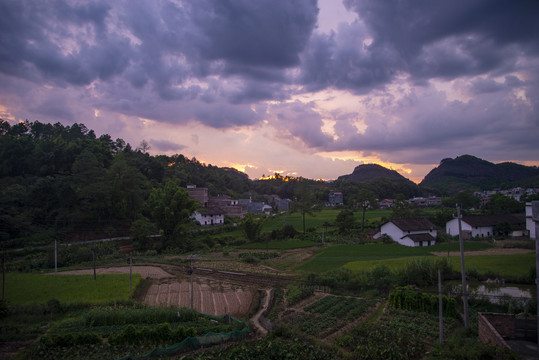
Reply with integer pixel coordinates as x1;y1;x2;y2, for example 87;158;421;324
146;179;197;248
292;182;319;234
391;194;413;219
243;214;264;242
353;189;378;232
335;209;355;234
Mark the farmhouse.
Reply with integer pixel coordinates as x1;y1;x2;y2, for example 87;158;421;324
445;214;527;239
381;218;438;247
192;207;224;226
328;192;344;206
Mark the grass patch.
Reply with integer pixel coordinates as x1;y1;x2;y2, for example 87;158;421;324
345;252;534;279
238;239;318;250
5;273;141;305
345;256;429;272
297;242;492;273
449;253;535;279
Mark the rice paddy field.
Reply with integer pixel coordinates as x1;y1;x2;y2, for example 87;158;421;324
4;273;141;305
296;242;492;273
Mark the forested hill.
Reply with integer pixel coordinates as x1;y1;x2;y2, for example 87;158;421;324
420;155;539;195
336;164;421;200
0;120;252;245
338;164;410;182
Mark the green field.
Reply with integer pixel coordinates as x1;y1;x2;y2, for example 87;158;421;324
296;242;492;273
4;273;141;305
344;252;534;279
262;209;395;233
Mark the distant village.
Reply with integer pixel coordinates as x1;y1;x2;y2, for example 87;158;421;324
186;185;539;248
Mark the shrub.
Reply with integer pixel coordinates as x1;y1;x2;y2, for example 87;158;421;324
389;286;457;318
286;284;314;306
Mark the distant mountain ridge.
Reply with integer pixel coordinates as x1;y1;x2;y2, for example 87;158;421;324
337;164;421;199
419;155;539;195
337;164;410;182
335;156;539;198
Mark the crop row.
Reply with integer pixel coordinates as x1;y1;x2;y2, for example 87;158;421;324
285;296;378;338
304;296;377;321
335;308;457;359
84;307;198;326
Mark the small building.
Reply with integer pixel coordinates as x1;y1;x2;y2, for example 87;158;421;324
187;185;208;207
192;207;224;226
380;218;438;247
446;214;527;239
267;195;292;211
208;195;247;218
247;202;272;215
526;202;536;240
328;192;344;206
379;199;393;209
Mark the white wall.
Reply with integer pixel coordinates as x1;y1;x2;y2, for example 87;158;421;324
381;222;437;247
381;222;404;242
446;218;492;238
527;203;536;240
193;212;224;226
398;236;416;247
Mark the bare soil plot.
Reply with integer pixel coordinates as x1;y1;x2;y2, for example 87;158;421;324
60;266;255;317
143;278;254;317
59;266;174;279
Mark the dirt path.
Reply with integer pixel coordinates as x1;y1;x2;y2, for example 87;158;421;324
431;248;534;257
57;266;175;279
251;289;272;336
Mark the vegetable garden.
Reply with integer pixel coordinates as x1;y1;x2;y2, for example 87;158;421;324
283;294;379;339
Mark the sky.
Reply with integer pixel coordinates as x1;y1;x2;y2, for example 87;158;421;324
1;0;538;183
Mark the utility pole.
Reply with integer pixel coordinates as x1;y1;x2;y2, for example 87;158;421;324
54;239;57;274
438;269;443;344
531;201;539;356
190;260;194;309
92;247;96;280
2;249;5;301
457;204;469;328
129;255;133;298
187;254;199;310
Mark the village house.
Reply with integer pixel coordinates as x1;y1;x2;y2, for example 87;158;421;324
378;199;393;209
445;214;527;239
327;192;344;206
526;202;537;240
267;195;292;211
380;218;438;247
208;194;247;218
186;185;208;207
192;207;224;226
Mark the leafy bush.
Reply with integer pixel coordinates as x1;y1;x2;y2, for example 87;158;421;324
389;286;457;318
286;284;314;306
429;328;520;360
108;323;196;345
395;257;454;287
84;307;197;326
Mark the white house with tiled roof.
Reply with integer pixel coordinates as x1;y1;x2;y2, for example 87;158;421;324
446;214;527;239
192;207;224;226
381;218;438;247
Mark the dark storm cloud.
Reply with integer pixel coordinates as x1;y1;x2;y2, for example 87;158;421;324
0;1;130;86
0;0;319;118
299;22;402;93
150;139;186;152
341;0;539;80
188;0;318;68
299;0;539;94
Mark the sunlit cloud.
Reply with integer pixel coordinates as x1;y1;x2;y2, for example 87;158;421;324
0;0;537;183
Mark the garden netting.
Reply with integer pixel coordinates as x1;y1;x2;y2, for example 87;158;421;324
116;313;249;360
